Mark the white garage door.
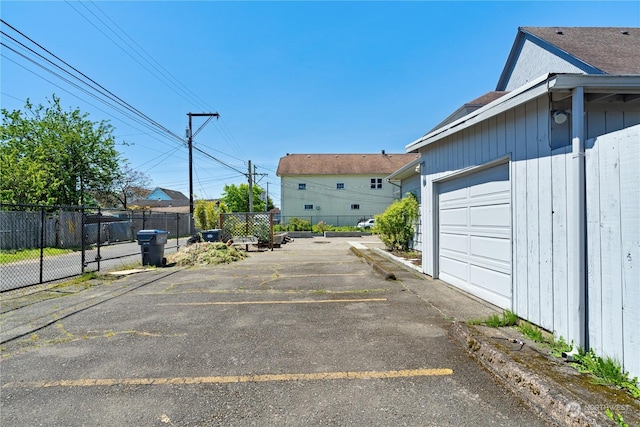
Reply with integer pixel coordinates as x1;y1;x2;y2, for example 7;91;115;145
438;163;511;309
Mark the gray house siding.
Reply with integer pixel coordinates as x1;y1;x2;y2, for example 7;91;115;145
418;92;640;378
504;39;589;91
585;125;640;380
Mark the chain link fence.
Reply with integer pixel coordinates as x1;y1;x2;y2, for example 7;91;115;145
220;212;274;250
0;203;190;293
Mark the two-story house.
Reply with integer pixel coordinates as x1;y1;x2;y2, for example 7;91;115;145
276;152;419;226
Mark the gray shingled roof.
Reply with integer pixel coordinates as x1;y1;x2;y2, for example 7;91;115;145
157;188;188;200
276;153;420;176
522;27;640;75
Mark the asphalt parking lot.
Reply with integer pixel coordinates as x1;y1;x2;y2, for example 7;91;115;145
1;237;548;426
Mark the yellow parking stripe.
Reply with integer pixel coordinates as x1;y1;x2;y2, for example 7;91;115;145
158;298;387;306
3;368;453;389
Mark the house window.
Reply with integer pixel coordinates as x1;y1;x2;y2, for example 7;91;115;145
298;183;306;190
304;204;314;210
351;204;360;210
370;178;383;189
336;183;345;190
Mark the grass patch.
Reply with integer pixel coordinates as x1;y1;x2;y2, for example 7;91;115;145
0;247;75;264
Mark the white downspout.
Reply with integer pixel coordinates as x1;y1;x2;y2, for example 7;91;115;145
569;86;587;353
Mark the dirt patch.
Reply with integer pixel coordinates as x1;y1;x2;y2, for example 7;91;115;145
390;249;422;266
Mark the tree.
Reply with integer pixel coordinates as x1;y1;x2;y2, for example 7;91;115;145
0;95;120;205
374;194;419;251
109;163;152;209
220;183;274;213
193;199;230;230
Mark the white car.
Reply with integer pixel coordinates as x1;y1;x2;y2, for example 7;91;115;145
356;219;375;229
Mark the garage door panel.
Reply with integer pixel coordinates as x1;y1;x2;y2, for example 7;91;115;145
439;163;511;310
469;265;512;305
470;204;510;228
440;232;469;256
440;207;468;227
439;176;471;196
469;236;510;271
439;256;468;283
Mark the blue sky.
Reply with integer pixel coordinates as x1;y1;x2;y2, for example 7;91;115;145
1;1;638;207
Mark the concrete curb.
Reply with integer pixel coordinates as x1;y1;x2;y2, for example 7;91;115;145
371;247;422;273
449;321;611;427
348;246;396;280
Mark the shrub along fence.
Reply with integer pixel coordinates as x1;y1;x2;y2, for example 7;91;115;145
0;203;190;292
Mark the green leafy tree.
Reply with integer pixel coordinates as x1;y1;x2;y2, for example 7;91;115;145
0;95;120;205
194;199;230;230
375;194;419;251
220;183;274;213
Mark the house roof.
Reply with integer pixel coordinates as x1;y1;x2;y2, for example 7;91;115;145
276;153;420;176
497;27;640;89
146;187;188;200
523;27;640;75
428;91;510;133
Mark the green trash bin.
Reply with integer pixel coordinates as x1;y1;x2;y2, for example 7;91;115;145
136;229;169;267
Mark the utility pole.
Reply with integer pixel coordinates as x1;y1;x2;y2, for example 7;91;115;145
187;112;219;233
247;160;253;213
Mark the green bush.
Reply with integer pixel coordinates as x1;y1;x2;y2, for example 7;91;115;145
313;221;330;233
279;217;312;231
375;194;419;251
194;199;229;230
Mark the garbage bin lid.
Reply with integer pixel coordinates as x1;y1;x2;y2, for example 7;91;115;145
138;229;168;234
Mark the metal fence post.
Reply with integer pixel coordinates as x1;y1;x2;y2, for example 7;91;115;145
81;206;86;274
96;207;102;271
39;206;45;284
176;213;180;249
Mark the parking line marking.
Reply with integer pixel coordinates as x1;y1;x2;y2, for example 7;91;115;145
2;368;453;389
158;298;387;306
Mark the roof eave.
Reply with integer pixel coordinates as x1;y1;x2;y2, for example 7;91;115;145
406;73;640;153
406;73;552;153
386;157;421;181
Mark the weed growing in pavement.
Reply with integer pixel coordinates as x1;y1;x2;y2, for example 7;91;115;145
467;311;640;403
606;409;638;427
572;349;640;399
517;320;545;343
468;310;518;327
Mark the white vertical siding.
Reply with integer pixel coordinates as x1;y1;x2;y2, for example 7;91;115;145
586;125;640;379
419;102;638;380
551;145;571;338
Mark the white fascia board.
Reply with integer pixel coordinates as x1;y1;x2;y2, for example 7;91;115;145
386;157;421;181
548;74;640;92
406;73;553;153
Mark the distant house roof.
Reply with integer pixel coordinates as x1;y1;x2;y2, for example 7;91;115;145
276;153;420;176
497;27;640;90
145;187;188;201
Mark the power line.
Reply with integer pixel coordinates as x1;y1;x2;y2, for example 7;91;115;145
0;19;184;143
1;18;269;192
